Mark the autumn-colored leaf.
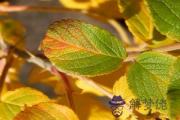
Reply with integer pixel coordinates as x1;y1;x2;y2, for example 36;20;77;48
41;19;126;76
14;102;79;120
0;19;25;49
59;0;121;18
118;0;153;43
0;87;49;120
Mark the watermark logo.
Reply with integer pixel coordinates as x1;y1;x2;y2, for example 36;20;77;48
109;96;167;118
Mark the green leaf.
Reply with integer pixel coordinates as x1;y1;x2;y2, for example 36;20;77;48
41;19;126;76
127;52;176;100
0;87;49;120
14;102;79;120
167;58;180;119
146;0;180;41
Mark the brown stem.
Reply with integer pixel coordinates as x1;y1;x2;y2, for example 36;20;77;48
0;42;179;98
59;73;75;111
0;51;14;96
51;67;75;111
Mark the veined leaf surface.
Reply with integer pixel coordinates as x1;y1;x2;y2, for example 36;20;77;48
146;0;180;41
41;19;126;76
127;52;176;100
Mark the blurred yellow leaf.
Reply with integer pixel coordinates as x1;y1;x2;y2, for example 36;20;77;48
28;66;138;120
0;19;25;49
59;0;121;18
0;87;50;120
72;93;114;120
14;102;79;120
113;76;135;102
75;79;111;96
28;66;66;95
112;76;136;119
118;0;153;43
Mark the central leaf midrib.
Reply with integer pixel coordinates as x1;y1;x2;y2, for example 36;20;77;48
47;36;122;59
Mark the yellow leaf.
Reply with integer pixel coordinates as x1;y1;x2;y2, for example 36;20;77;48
113;76;135;102
75;79;112;96
0;19;25;49
112;76;137;119
28;66;66;95
59;0;121;18
14;102;79;120
118;0;153;43
0;87;50;120
73;93;114;120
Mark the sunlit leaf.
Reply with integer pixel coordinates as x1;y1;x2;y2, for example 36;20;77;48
41;19;126;76
0;87;49;120
167;58;180;119
28;66;66;96
118;0;153;43
127;52;176;100
14;102;79;120
75;79;111;96
72;93;114;120
113;76;135;102
113;76;137;119
146;0;180;41
59;0;121;18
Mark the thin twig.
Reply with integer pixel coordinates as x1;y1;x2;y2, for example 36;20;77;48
0;43;179;98
76;76;113;98
125;43;180;62
0;50;14;96
51;67;76;111
0;5;81;13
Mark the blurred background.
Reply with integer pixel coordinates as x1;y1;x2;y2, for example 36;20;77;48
3;0;129;97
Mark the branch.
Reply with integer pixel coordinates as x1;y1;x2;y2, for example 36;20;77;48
0;42;179;98
0;5;80;13
125;43;180;62
0;50;14;96
50;67;76;111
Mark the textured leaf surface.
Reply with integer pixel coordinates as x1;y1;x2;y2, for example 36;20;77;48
127;52;176;100
146;0;180;41
118;0;153;42
41;19;126;76
167;58;180;119
14;102;79;120
0;88;49;120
